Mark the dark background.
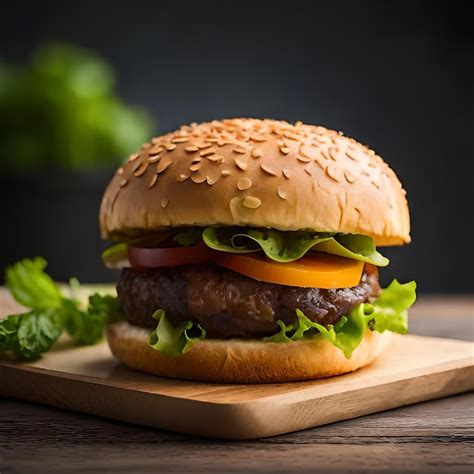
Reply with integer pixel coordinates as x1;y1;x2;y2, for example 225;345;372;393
1;0;472;293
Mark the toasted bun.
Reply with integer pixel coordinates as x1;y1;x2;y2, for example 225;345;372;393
100;118;410;246
107;321;392;383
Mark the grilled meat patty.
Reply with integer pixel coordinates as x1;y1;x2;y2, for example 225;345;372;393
117;264;380;339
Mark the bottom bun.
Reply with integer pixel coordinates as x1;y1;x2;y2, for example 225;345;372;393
107;321;392;383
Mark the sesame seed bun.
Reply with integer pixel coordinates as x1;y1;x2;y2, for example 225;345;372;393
107;321;392;383
100;118;410;246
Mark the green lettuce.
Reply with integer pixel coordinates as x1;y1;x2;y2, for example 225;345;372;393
173;228;203;247
0;258;123;360
202;227;389;266
148;309;206;357
103;226;388;267
264;280;416;358
102;243;128;268
146;280;416;358
0;310;63;360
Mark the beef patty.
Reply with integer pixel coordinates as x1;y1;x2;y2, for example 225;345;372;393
117;264;380;339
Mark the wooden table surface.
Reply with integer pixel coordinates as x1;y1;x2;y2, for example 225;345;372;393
1;295;473;473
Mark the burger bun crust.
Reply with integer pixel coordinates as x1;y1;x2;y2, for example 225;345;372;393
107;321;392;383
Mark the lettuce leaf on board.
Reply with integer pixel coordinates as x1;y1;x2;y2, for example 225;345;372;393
1;258;123;359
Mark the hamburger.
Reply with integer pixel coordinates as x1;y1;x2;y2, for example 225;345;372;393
100;118;416;383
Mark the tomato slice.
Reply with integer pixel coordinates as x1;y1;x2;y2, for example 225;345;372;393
128;243;215;268
215;252;364;288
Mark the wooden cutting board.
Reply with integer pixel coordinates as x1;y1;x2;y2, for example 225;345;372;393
0;334;472;439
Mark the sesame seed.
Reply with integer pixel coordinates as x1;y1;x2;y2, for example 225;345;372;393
321;150;331;161
345;149;359;161
242;196;262;209
304;166;312;176
128;153;139;162
282;169;291;179
206;175;220;185
190;163;201;172
171;136;189;143
149;144;164;155
221;169;230;176
116;167;123;175
141;143;151;150
249;133;268;142
191;173;207;183
148;154;161;163
197;142;213;149
313;156;326;169
326;164;339;182
344;170;355;183
132;162;143;173
299;145;317;160
283;131;302;141
251;147;263;158
296;154;311;163
161;197;169;208
280;146;291;155
177;172;190;182
277;188;288;200
328;147;339;161
120;179;128;187
260;163;278;176
165;143;177;151
148;175;158;188
237;177;253;190
237;131;250;142
133;162;149;177
200;147;216;157
313;136;327;145
233;146;247;154
156;156;173;174
207;154;225;163
185;145;199;153
234;157;248;171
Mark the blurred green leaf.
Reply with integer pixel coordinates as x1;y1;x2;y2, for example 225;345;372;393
0;42;155;170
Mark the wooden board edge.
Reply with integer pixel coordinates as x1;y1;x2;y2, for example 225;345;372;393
237;363;474;439
1;359;473;439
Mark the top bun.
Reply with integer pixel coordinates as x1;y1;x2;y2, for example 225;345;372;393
100;118;410;246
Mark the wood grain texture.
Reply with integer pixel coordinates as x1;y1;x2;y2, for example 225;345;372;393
1;292;473;472
1;334;473;439
0;394;473;473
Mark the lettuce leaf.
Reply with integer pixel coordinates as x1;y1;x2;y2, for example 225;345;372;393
264;279;416;358
173;228;203;247
102;243;128;268
0;310;63;360
103;226;388;267
202;227;389;266
1;258;124;359
5;257;62;310
145;280;416;359
148;309;206;357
